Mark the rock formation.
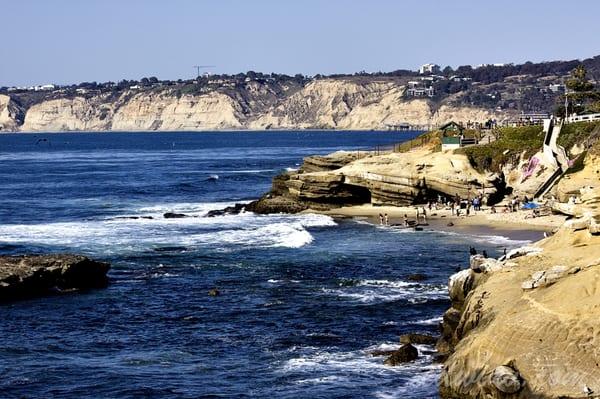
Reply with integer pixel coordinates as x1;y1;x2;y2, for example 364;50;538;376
0;254;110;301
0;94;24;131
438;188;600;398
248;148;505;213
3;79;506;132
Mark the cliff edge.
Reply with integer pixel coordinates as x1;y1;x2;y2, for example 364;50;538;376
4;79;504;132
439;161;600;398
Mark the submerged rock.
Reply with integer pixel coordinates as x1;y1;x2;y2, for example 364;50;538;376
163;212;188;219
205;203;246;217
384;344;419;366
0;254;110;302
406;273;428;282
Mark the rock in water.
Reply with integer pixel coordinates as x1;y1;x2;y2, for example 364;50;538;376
0;254;110;301
384;344;418;366
163;212;188;218
490;365;522;394
399;333;437;345
406;273;427;282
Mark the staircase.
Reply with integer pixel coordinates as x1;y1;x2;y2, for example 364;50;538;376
534;119;569;199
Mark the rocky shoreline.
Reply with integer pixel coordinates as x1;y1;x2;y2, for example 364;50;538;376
435;187;600;398
0;254;110;302
233;132;600;397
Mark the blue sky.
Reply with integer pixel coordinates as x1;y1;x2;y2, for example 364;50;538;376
1;0;599;86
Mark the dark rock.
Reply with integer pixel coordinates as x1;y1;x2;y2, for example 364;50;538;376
383;344;418;366
400;333;437;345
406;273;428;282
153;246;187;252
163;212;187;219
205;203;246;217
208;288;220;296
447;222;454;226
0;254;110;302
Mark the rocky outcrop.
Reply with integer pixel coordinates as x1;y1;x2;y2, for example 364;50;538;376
0;254;110;301
249;149;505;213
438;198;600;397
5;78;507;132
300;151;363;173
384;344;419;366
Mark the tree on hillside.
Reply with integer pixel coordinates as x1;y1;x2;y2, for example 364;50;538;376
557;65;600;116
442;66;454;76
566;65;594;92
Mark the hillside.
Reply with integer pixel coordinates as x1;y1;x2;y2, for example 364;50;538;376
2;55;600;132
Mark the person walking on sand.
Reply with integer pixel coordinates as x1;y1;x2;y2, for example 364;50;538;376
403;214;409;227
379;213;384;225
384;213;389;226
421;207;427;224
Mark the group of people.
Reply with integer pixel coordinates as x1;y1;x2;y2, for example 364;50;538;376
378;213;389;226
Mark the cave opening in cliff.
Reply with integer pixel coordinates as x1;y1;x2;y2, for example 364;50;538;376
340;183;372;205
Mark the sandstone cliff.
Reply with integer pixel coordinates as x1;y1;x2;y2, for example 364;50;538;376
0;94;24;131
247;148;505;214
439;152;600;398
6;79;506;132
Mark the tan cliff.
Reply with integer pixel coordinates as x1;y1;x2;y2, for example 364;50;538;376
246;147;505;214
8;79;506;132
0;94;23;131
439;153;600;398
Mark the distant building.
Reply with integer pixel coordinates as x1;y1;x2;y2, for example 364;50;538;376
419;63;440;75
475;63;507;68
548;84;565;93
406;86;434;97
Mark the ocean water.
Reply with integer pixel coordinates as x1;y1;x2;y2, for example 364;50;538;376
0;131;529;399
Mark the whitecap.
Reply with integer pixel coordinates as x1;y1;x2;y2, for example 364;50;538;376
322;280;447;304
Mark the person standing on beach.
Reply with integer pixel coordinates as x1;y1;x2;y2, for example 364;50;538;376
379;213;384;225
384;213;389;226
403;214;409;227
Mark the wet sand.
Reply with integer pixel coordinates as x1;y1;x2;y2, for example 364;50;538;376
312;204;565;242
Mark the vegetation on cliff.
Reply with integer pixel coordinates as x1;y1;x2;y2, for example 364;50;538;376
458;125;545;173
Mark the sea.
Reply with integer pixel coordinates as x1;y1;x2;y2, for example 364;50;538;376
0;131;530;399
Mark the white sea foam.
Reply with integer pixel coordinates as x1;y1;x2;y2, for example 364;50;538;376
412;316;443;326
0;203;336;254
324;279;447;304
434;229;531;248
279;343;441;395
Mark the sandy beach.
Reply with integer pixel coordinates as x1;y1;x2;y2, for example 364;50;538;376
312;203;566;242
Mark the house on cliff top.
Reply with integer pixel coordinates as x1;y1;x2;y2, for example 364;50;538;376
440;121;476;151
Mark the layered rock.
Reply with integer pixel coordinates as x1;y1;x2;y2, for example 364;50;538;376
249;149;505;213
0;254;110;301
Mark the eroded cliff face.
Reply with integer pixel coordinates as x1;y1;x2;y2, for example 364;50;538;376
7;79;506;132
439;186;600;398
247;148;505;214
0;94;24;131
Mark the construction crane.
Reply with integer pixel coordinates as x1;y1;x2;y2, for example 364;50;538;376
193;65;216;78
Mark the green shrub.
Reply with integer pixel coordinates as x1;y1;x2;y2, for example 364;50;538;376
457;125;545;173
